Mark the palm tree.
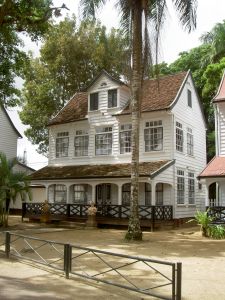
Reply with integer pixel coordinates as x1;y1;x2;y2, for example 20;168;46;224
0;152;31;227
79;0;197;240
201;20;225;62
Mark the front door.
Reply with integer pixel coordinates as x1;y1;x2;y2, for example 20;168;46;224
96;184;111;206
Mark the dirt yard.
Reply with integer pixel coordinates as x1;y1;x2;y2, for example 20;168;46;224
1;216;225;300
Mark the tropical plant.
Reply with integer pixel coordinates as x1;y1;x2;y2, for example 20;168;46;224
0;152;31;227
79;0;197;240
188;210;214;237
209;225;225;239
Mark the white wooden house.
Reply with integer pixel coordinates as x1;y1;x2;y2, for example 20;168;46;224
0;105;45;210
28;70;207;224
199;72;225;207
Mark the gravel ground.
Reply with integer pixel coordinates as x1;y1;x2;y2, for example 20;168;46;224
1;216;225;300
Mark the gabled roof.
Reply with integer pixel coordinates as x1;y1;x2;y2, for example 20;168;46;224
1;106;22;138
48;71;190;126
83;69;125;91
213;71;225;103
30;160;174;181
120;71;188;115
198;156;225;178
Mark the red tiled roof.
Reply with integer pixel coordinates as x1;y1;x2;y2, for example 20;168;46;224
213;72;225;102
120;71;187;115
199;156;225;178
48;93;88;126
30;160;174;181
48;72;187;126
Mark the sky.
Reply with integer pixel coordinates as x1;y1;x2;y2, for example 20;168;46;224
7;0;225;170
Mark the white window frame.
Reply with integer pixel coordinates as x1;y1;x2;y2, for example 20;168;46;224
187;89;192;108
95;126;113;156
120;124;132;154
108;89;118;108
144;120;163;152
74;130;89;157
48;184;67;203
73;184;87;204
89;92;99;111
188;172;195;204
187;127;194;156
176;122;183;152
56;132;69;158
177;169;185;204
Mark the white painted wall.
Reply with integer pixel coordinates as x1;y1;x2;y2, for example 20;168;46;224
172;75;207;217
0;107;19;159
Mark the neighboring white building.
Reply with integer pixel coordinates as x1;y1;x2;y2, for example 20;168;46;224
30;70;207;221
199;72;225;206
0;105;45;209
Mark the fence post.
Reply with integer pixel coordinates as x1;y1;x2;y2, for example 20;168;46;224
176;262;182;300
151;206;155;232
22;202;26;222
5;232;11;258
64;244;71;279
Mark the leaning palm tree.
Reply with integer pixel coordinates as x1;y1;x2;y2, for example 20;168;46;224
80;0;197;240
0;152;31;227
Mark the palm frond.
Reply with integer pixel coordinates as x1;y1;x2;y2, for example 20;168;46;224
172;0;197;32
79;0;106;20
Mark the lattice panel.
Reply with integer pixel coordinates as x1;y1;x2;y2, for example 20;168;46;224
49;204;67;215
26;203;43;215
139;206;152;219
70;205;80;216
121;206;130;218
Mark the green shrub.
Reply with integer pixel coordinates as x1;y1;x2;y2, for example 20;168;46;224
209;225;225;239
188;210;214;237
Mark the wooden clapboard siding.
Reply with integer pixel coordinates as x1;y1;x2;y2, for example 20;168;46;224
0;106;20;159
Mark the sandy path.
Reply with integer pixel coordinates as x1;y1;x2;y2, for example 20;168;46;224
1;216;225;299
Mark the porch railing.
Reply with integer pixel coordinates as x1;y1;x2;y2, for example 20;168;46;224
22;203;173;222
206;206;225;224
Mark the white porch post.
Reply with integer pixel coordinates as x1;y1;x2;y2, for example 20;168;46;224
117;183;122;205
91;184;97;204
205;184;209;207
151;181;156;205
66;184;71;204
45;184;49;201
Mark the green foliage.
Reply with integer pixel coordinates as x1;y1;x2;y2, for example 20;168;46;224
19;17;128;155
189;210;214;237
209;225;225;239
0;0;67;107
155;21;225;161
0;152;31;227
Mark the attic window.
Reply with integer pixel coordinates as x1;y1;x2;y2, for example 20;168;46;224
108;89;117;108
90;92;99;111
187;89;192;108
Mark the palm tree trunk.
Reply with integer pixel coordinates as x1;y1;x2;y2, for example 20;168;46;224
125;3;142;241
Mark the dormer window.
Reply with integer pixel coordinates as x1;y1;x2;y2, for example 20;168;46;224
90;92;99;111
108;89;117;108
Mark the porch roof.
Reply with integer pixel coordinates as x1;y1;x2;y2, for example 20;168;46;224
199;156;225;178
30;160;174;181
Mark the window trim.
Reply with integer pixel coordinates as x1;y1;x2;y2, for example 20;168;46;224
73;184;88;204
187;89;192;108
120;124;132;154
56;132;69;158
74;130;89;157
188;172;195;204
95;126;113;156
176;122;183;153
177;169;185;204
89;92;99;111
108;89;118;108
144;120;163;152
187;127;194;156
48;184;67;203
